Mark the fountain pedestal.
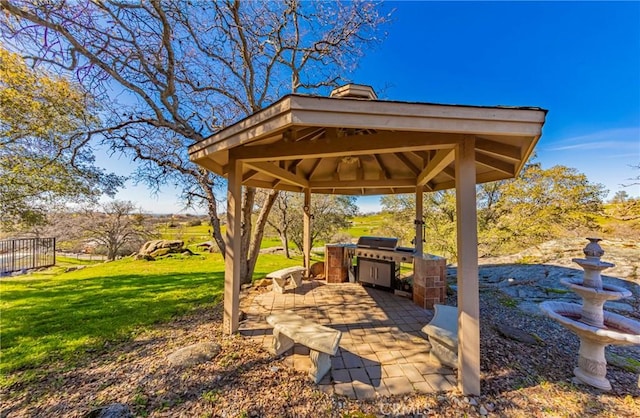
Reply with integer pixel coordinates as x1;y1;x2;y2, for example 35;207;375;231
540;238;640;391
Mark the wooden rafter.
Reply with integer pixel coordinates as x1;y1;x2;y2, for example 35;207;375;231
373;154;391;179
245;161;309;188
244;179;302;193
441;166;456;179
475;137;521;161
230;132;463;162
194;158;227;176
475;152;515;175
411;150;430;166
417;149;455;186
292;126;323;142
310;178;416;189
242;169;259;182
287;159;302;172
394;152;420;175
305;158;322;180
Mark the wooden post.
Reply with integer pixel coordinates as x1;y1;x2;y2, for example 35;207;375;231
303;189;311;276
455;137;481;395
224;156;242;335
415;185;424;255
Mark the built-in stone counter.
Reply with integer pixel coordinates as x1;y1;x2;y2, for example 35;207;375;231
413;254;447;309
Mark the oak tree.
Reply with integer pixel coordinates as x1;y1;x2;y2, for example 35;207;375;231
1;0;388;282
0;47;121;231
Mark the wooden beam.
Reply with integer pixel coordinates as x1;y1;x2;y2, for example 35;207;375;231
305;158;322;180
311;186;417;195
244;161;309;188
415;185;424;254
394;152;421;175
412;150;430;166
194;157;226;176
373;154;391;179
243;179;302;193
441;166;456;179
417;149;455;186
287;159;303;173
475;152;515;175
231;132;462;162
292;126;323;142
455;139;480;396
242;169;259;182
303;189;311;276
475;137;521;161
432;170;510;191
224;158;242;335
310;179;416;189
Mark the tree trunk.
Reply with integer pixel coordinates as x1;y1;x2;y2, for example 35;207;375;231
197;171;225;254
279;231;291;259
243;189;279;283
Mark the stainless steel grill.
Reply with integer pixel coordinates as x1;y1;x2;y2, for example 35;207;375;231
355;236;414;288
355;236;414;264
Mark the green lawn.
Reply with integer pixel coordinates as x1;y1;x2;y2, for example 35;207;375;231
157;223;294;250
0;252;303;386
345;213;392;237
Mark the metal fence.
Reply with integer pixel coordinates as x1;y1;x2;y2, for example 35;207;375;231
0;237;56;275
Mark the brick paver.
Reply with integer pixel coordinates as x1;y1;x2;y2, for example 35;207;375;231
239;280;455;399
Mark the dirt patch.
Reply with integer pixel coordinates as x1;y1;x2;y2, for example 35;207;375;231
2;286;639;417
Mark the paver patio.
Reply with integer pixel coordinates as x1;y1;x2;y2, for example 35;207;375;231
239;279;456;400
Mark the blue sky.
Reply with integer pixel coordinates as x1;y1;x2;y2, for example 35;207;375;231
102;1;640;214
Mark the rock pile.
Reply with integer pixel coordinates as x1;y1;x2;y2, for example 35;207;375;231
134;240;191;260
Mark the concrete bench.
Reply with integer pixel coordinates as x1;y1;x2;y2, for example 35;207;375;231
266;310;342;383
267;266;306;293
422;304;458;369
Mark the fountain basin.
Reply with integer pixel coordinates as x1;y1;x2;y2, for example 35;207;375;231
540;301;640;345
560;278;632;302
571;258;615;270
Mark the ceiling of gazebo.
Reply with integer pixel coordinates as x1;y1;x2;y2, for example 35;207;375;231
188;86;547;195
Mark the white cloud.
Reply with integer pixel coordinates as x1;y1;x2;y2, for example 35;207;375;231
544;127;640;152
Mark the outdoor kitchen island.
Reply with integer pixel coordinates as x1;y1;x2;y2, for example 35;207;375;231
324;237;447;309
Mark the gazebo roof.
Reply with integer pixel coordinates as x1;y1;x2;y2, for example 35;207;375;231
188;85;547;194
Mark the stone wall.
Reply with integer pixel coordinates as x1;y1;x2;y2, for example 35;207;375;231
413;256;447;309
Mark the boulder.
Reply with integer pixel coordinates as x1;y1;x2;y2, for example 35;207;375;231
150;248;171;258
495;323;542;345
138;240;185;257
167;342;221;367
309;262;325;278
134;254;155;261
84;403;133;418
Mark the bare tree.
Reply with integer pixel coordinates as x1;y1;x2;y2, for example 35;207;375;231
81;200;154;261
622;163;640;187
266;191;295;259
287;194;359;252
1;0;388;282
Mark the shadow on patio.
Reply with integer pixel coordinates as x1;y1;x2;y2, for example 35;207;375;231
239;280;456;400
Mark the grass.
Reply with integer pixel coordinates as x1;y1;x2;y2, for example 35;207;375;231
156;223;297;250
345;213;391;237
0;251;303;386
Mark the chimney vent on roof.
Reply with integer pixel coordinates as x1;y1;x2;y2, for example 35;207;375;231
330;84;377;100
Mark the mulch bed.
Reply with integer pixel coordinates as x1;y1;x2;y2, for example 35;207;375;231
1;287;639;418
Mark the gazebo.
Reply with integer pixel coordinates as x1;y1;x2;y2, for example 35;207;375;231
188;84;547;395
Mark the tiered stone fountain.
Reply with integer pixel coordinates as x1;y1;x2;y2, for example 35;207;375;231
540;238;640;391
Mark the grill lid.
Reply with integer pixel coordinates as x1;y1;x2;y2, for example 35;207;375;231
356;236;398;250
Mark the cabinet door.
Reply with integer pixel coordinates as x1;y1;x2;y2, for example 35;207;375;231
375;262;393;287
358;259;375;284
